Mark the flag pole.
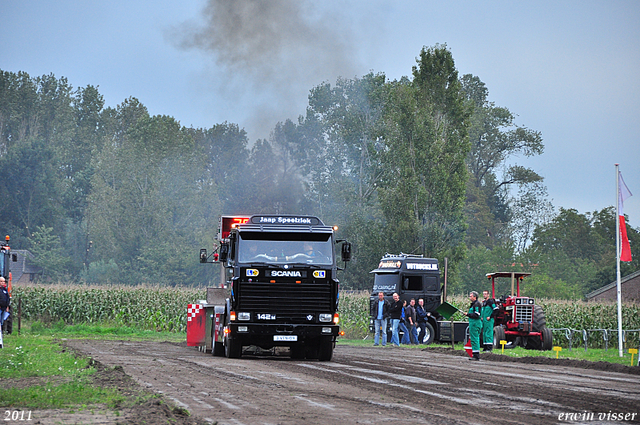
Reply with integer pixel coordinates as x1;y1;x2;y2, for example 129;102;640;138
615;163;623;357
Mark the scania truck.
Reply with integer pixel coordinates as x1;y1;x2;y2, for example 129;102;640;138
200;215;351;361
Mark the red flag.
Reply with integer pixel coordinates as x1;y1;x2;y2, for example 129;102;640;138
618;171;633;262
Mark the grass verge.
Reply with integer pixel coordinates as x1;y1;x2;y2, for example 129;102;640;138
0;321;183;410
337;337;640;366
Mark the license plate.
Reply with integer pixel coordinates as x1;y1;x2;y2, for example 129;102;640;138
273;335;297;342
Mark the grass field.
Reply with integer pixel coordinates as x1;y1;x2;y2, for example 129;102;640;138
0;322;182;411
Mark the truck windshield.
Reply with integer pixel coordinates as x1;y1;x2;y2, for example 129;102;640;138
238;232;333;266
372;273;399;293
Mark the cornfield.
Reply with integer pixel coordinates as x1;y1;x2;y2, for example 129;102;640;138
13;284;205;332
10;285;640;348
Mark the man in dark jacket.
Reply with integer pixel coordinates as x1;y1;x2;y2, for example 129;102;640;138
463;291;482;361
416;298;429;344
0;277;9;329
373;292;390;346
405;298;418;344
389;293;403;346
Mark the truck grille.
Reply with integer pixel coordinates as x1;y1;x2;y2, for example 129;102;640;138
514;305;533;323
238;282;333;323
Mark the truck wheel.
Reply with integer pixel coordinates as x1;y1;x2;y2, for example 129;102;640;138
318;338;333;361
421;323;435;345
541;327;553;351
212;341;224;357
305;344;319;360
290;344;306;359
224;335;242;358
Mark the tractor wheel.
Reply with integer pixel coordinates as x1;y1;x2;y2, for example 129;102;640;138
525;304;548;350
494;326;518;349
525;334;542;350
493;326;505;348
541;327;553;351
532;305;547;331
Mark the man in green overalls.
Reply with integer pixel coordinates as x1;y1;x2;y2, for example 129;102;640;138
481;290;499;352
463;291;482;361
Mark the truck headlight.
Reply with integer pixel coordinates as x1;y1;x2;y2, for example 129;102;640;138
319;314;332;322
322;327;333;334
238;312;251;321
238;326;248;332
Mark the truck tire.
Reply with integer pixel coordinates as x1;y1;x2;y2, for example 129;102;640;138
541;326;553;351
318;338;333;362
290;344;306;359
224;335;242;358
421;323;435;345
212;341;224;357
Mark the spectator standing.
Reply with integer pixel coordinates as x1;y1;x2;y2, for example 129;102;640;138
481;290;499;351
0;277;9;327
388;293;403;346
463;291;482;361
399;300;410;344
373;292;390;346
416;298;428;344
406;298;419;344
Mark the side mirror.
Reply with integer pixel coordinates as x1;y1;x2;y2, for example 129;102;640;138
199;249;208;263
11;254;17;262
341;242;352;262
219;242;229;262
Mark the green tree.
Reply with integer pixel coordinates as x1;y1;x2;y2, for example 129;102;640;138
0;138;62;240
460;74;545;250
296;73;388;288
28;225;70;281
378;45;470;267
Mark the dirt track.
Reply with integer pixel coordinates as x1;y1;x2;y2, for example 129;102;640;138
53;340;640;425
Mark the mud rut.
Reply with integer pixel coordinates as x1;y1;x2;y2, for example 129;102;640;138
63;340;640;425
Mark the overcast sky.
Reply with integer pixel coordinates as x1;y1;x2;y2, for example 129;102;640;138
2;0;639;226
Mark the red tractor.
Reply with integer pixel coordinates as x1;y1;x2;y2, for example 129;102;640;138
487;272;553;351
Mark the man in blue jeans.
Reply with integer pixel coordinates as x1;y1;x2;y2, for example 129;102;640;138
388;293;403;346
373;292;390;346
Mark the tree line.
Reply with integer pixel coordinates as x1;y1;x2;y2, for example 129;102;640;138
1;44;637;297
